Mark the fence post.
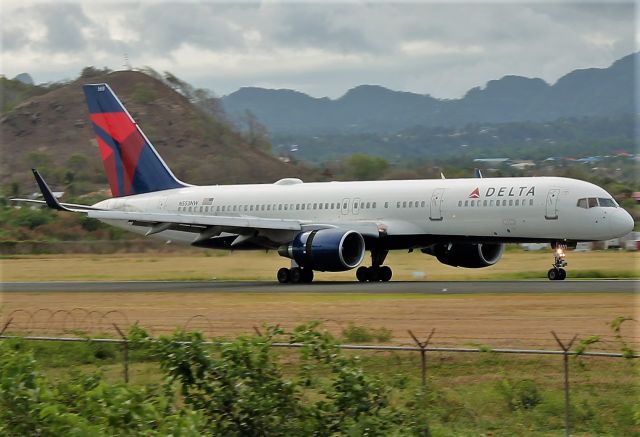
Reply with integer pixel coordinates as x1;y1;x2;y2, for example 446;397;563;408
113;324;129;384
408;328;436;387
551;331;577;437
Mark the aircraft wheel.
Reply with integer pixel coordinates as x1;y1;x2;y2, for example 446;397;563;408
277;267;290;284
379;266;392;282
356;266;369;282
558;268;567;280
290;267;302;284
547;268;559;281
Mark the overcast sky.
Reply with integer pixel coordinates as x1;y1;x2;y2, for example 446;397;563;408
1;1;636;99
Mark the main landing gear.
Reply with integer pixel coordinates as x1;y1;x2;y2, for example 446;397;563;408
277;266;314;284
356;249;393;282
547;244;567;281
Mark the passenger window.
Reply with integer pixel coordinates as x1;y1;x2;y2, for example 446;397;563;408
421;201;426;207
402;201;407;208
515;200;519;206
458;201;462;207
529;199;534;206
384;202;389;208
483;200;488;207
470;200;475;207
490;200;494;206
373;202;376;208
360;202;364;209
408;201;413;208
397;201;401;208
325;203;329;209
366;202;370;209
508;200;513;206
464;200;469;207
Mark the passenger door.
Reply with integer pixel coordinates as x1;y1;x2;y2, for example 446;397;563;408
545;189;560;220
429;188;445;221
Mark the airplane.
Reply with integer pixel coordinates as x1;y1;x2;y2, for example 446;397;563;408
12;83;634;283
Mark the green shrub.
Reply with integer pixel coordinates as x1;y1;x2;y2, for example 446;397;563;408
341;323;393;343
497;377;542;411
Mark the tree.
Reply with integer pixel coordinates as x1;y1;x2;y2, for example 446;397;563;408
343;154;389;180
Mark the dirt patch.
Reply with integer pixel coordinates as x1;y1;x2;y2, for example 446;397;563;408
2;291;636;352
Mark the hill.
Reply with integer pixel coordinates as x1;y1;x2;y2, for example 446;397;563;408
1;70;310;196
222;53;637;135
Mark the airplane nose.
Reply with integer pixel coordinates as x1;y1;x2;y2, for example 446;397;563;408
611;209;635;237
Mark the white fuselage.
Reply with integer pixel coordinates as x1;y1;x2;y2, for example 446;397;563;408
93;176;633;249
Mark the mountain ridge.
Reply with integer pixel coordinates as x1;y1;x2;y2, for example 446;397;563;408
222;53;637;134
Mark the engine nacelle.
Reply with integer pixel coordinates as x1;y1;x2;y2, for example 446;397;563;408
422;243;505;268
279;229;365;272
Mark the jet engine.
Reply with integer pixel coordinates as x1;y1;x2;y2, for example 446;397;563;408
422;243;504;268
279;229;365;272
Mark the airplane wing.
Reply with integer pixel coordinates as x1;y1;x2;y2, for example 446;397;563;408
10;169;104;213
15;169;381;243
87;210;381;238
10;198;104;211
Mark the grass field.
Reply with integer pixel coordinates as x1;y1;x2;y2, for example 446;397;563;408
1;248;638;281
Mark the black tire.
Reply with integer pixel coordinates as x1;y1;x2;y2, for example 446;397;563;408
277;268;290;284
290;267;302;283
356;266;369;282
558;268;567;280
379;266;392;282
301;268;314;283
547;268;559;281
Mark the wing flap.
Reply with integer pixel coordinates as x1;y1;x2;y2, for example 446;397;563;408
88;210;303;231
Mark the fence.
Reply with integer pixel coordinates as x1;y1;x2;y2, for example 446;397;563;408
1;316;637;437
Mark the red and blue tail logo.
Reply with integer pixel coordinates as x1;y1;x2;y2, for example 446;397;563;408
83;84;186;197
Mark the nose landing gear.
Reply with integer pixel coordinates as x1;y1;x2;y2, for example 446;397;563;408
548;244;567;280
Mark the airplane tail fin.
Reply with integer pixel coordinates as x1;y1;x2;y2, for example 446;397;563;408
83;83;186;197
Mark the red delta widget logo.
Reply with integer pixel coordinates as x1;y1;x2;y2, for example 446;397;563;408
468;188;480;198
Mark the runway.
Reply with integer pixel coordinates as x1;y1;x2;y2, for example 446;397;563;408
1;280;637;293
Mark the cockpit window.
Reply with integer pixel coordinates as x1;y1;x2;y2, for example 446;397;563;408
598;198;617;207
577;197;618;209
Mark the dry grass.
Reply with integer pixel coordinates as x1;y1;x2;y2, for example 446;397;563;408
2;291;637;352
0;249;638;282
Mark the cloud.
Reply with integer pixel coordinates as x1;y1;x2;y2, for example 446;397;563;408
0;1;636;98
